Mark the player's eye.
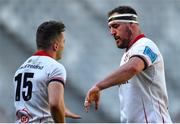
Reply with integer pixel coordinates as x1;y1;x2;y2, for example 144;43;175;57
112;24;120;29
108;23;120;29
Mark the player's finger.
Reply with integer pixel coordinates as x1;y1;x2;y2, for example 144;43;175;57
84;100;90;112
84;90;92;111
72;114;82;119
84;94;91;112
69;113;82;119
95;100;99;110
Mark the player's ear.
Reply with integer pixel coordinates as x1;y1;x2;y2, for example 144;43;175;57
127;23;136;35
127;23;133;31
52;41;59;51
130;23;137;30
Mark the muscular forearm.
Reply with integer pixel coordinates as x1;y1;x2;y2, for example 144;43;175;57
96;65;135;90
96;57;144;90
50;105;65;123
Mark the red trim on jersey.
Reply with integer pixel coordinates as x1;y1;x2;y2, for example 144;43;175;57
33;50;52;58
127;34;145;51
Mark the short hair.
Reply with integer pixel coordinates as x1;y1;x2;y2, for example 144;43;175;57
108;6;137;17
36;20;65;50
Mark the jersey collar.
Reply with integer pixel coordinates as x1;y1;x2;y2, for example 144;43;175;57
126;34;145;51
33;50;53;58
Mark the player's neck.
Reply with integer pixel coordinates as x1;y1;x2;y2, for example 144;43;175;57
45;50;57;59
36;49;56;59
132;28;142;40
126;31;144;51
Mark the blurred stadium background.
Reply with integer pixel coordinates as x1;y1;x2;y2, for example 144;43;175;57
0;0;180;122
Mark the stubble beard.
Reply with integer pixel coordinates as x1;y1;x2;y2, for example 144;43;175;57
117;27;132;49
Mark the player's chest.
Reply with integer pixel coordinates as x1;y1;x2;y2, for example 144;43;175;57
120;51;131;65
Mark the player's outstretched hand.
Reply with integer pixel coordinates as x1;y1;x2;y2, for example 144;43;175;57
65;107;81;119
84;85;100;112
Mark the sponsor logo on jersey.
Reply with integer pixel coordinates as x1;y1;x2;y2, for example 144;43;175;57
16;108;32;123
124;52;130;62
143;46;157;63
19;64;44;70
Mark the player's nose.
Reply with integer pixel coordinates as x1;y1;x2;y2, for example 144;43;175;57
110;28;116;36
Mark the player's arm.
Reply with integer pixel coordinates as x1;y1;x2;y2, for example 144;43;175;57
48;81;65;123
85;56;145;111
96;56;145;90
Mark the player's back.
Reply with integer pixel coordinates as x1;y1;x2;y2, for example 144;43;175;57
13;55;66;123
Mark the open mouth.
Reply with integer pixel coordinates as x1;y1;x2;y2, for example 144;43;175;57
114;35;120;40
114;36;121;44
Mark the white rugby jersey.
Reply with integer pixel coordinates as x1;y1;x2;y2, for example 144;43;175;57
13;51;66;123
119;34;172;123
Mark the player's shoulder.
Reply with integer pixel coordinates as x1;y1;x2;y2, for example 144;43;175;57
139;37;157;46
52;62;66;71
24;55;65;71
43;57;66;72
134;37;159;50
32;55;63;67
49;58;65;69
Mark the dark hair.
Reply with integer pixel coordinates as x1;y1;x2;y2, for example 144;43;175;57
108;6;137;17
36;20;65;50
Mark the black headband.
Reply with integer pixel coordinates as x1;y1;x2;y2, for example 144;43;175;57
108;14;138;24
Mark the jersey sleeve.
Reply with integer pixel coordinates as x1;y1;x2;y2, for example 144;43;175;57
47;63;67;86
130;40;159;69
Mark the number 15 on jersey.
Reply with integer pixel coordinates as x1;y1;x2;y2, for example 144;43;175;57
14;72;34;101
